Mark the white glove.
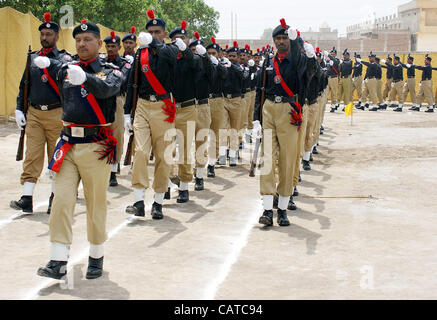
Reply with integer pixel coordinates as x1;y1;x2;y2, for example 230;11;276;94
175;38;187;51
138;32;152;47
210;55;218;66
381;59;386;64
329;60;334;66
251;73;255;80
252;120;262;138
288;28;298;41
362;80;365;85
258;60;264;68
124;55;134;64
124;114;132;134
356;58;362;63
15;110;26;130
406;64;411;68
222;57;231;68
303;43;315;58
323;50;329;57
196;44;206;56
248;59;255;67
339;59;343;64
67;65;86;85
34;56;50;69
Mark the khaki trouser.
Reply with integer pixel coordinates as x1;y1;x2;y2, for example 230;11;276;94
402;78;417;104
246;91;256;129
363;78;378;104
240;95;250;130
208;97;226;159
50;142;111;245
351;76;362;101
389;81;404;104
223;97;242;152
132;98;175;193
21;106;63;185
377;79;383;103
328;77;339;105
417;80;434;107
383;78;393;100
304;103;318;153
338;76;352;105
293;106;308;187
195;102;211;168
113;96;125;164
261;100;299;197
313;96;325;145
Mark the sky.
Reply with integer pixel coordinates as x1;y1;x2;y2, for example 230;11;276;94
204;0;409;39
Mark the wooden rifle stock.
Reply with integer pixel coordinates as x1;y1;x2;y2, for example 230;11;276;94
16;45;32;161
249;51;270;177
123;50;141;166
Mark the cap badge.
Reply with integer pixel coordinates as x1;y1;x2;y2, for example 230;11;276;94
81;24;88;31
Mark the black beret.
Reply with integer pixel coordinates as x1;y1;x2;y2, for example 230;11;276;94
73;19;100;38
145;10;166;30
122;26;137;42
206;37;220;51
169;21;188;39
104;31;121;45
227;41;240;53
39;13;59;32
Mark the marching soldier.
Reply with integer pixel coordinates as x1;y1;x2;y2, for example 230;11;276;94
351;53;363;108
103;31;133;186
381;55;404;112
124;10;179;219
411;54;437;112
188;32;214;191
356;53;379;111
337;49;353;111
375;57;384;108
380;55;393;109
206;38;228;178
253;18;316;227
401;54;419;111
35;19;123;280
122;26;137;58
324;47;340;112
11;13;71;215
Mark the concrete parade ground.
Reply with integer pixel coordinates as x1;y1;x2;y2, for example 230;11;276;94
1;105;437;300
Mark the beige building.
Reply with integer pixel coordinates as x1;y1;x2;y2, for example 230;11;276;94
301;22;338;41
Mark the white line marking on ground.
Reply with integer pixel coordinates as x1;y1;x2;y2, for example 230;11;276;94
203;201;260;299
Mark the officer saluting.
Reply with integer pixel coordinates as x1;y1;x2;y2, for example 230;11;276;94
338;49;353;112
11;13;71;215
401;54;419;111
324;47;340;112
35;19;123;280
352;53;363;109
409;54;437;112
356;52;379;111
381;55;404;112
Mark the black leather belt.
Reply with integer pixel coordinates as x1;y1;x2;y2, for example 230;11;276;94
209;93;223;99
30;103;61;111
225;93;241;99
266;95;298;104
63;126;100;138
175;99;196;109
408;76;415;79
423;78;432;81
140;93;171;102
197;98;209;106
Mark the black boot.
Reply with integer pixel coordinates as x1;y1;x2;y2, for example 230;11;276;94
164;187;171;200
126;201;145;217
303;160;311;171
393;106;403;112
312;146;319;154
273;193;279;209
47;193;54;215
320;127;324;135
207;165;215;178
10;195;33;213
37;260;67;280
177;190;189;203
309;153;314;162
335;104;340;110
109;172;118;187
229;157;237;167
410;106;420;111
364;103;369;108
277;209;290;226
293;187;299;197
369;106;378;111
356;105;365;110
389;103;398;108
330;107;336;113
259;210;273;226
117;163;120;174
288;197;297;211
378;104;387;110
151;202;163;219
86;256;103;280
195;177;204;191
425;107;434;113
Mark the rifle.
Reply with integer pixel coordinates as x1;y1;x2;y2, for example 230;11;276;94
123;49;141;166
16;45;32;162
249;50;270;177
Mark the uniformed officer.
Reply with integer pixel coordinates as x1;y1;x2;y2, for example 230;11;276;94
103;31;133;186
324;47;340;112
401;54;419;111
375;57;384;108
124;10;179;219
206;39;228;178
35;19;123;280
356;52;379;111
188;32;214;191
381;55;404;112
11;13;71;215
351;53;363;108
122;26;137;58
338;49;353;111
253;18;316;227
222;42;246;167
411;54;437;112
380;55;393;109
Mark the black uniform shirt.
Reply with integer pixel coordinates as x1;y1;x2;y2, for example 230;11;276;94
173;48;201;103
327;55;340;77
194;55;215;101
340;59;353;77
361;61;379;79
385;63;403;81
210;61;228;95
415;64;434;81
380;63;393;79
223;63;245;95
352;62;362;77
401;63;416;78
